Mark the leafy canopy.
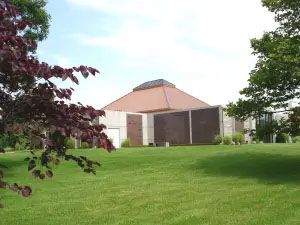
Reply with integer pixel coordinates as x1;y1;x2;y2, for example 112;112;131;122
0;1;114;207
11;0;50;41
226;0;299;122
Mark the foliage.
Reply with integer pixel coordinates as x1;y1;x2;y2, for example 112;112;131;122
14;135;30;151
276;133;290;143
11;0;50;41
223;136;232;145
292;136;300;143
255;121;277;142
3;147;15;152
49;131;65;149
121;138;131;148
287;107;300;136
253;111;299;142
226;0;300;127
0;133;18;148
214;134;222;145
65;137;75;149
252;136;261;144
80;142;90;149
232;132;245;145
0;133;32;150
0;2;114;207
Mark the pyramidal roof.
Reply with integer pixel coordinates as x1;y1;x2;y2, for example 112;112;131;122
103;79;209;113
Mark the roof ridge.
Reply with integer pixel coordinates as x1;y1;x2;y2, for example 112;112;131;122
133;79;175;91
162;86;171;109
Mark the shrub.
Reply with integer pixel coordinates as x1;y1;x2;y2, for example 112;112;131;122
223;136;232;145
0;133;18;148
4;147;15;152
252;135;260;144
276;133;289;143
65;138;75;149
14;136;30;151
292;136;300;143
80;142;90;149
14;143;23;151
121;138;131;148
284;134;291;143
214;135;222;145
232;134;238;144
232;132;245;145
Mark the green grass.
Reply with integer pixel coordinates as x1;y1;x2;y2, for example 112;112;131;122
1;144;300;225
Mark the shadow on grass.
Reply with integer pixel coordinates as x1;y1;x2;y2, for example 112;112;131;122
194;152;300;184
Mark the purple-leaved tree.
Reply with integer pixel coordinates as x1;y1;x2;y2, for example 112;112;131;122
0;1;114;207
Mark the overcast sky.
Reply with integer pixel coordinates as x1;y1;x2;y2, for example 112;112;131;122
38;0;277;108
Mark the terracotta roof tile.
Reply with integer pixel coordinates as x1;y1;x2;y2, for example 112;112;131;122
103;80;209;113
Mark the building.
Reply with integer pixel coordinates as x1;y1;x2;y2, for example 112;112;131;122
256;102;297;143
97;79;253;148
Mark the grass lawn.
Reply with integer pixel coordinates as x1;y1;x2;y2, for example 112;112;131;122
1;144;300;225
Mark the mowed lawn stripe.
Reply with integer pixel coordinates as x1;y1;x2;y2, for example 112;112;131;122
1;144;300;225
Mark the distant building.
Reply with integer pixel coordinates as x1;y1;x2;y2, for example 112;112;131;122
96;79;252;148
256;102;297;143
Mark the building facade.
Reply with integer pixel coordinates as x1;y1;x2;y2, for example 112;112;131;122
96;79;254;148
98;107;253;148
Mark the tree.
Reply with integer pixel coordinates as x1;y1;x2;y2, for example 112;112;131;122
0;1;114;207
0;0;50;152
11;0;50;41
226;0;300;134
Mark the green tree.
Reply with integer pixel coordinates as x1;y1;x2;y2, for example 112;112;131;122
226;0;299;127
11;0;51;41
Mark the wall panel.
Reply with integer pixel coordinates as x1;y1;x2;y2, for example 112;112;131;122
154;111;190;144
191;108;220;144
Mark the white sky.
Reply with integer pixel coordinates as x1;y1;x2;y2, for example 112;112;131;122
43;0;277;108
